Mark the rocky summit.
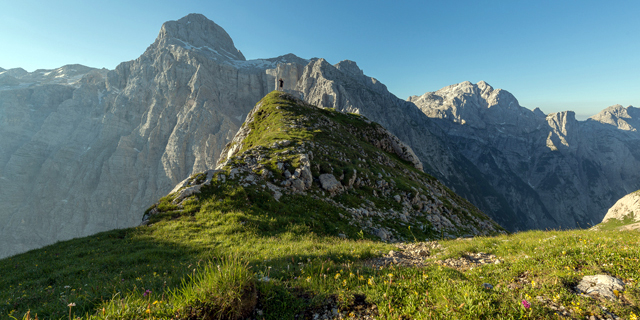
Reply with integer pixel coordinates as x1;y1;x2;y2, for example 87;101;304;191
144;91;504;241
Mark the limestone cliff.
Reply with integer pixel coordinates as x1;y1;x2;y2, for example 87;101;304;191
409;81;640;229
0;14;308;258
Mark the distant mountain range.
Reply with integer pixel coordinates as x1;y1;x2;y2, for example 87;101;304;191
1;13;638;258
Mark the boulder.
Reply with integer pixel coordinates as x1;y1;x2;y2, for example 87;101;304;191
319;173;342;193
575;275;625;300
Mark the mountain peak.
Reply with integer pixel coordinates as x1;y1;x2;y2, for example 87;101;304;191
590;104;640;131
156;13;245;61
335;60;364;77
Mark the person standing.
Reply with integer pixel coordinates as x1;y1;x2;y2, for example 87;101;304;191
278;78;284;91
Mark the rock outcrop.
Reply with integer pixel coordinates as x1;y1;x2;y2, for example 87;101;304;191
409;81;640;230
601;190;640;224
592;190;640;231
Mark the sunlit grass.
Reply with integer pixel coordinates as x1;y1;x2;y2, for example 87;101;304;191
2;218;639;319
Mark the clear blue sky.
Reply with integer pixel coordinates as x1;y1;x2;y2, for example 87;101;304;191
1;0;638;119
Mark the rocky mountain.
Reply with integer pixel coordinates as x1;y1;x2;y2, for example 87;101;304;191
144;91;504;241
409;81;640;229
0;14;307;258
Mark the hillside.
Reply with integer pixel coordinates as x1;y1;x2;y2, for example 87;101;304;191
2;92;639;320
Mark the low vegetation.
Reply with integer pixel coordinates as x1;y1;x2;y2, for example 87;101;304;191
2;220;639;319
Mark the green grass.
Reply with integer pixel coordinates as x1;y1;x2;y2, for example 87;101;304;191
2;218;639;319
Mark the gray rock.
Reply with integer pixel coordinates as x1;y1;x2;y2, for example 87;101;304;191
290;179;305;192
319;173;342;193
266;182;282;201
576;275;625;300
374;227;391;241
346;169;357;187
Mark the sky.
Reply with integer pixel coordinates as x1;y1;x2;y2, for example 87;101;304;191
1;1;638;119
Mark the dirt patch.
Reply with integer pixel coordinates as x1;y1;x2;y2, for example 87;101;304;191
367;242;442;267
436;252;501;270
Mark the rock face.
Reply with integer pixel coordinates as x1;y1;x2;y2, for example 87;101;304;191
145;92;505;241
409;81;640;230
0;14;308;258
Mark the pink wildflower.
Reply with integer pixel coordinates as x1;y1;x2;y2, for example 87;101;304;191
522;299;531;309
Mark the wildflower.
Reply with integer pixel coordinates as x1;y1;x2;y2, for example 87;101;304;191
64;286;71;289
630;312;637;320
68;303;76;320
306;276;311;282
153;301;159;305
335;273;341;279
521;299;531;309
368;278;375;286
143;289;151;297
343;279;347;287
